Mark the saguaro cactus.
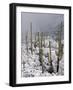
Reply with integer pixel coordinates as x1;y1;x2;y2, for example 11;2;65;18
44;33;45;47
34;32;37;48
48;41;52;65
55;22;63;72
41;32;43;47
30;22;33;54
25;31;28;53
39;32;42;64
39;32;44;73
56;38;63;72
37;32;40;47
48;41;54;73
39;48;43;66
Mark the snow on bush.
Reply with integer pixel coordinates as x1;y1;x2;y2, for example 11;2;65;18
21;36;64;77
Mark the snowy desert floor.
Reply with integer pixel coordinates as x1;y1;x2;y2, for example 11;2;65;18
21;39;64;78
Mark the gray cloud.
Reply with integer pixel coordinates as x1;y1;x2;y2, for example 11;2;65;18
21;12;64;42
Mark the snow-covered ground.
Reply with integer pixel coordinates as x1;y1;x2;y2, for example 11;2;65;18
21;37;64;78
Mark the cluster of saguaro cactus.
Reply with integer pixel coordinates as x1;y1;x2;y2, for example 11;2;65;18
24;21;63;74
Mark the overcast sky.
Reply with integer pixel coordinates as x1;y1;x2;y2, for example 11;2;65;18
21;12;64;42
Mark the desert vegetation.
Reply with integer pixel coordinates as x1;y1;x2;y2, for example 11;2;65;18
21;22;64;77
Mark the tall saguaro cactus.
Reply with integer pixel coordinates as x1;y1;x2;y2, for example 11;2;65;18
48;41;52;65
34;33;37;48
39;32;44;73
30;22;33;54
41;32;43;47
55;22;63;72
25;31;28;53
44;33;45;48
39;48;43;65
37;32;40;47
48;40;54;73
